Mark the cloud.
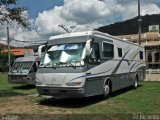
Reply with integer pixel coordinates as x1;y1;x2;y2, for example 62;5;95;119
0;24;46;47
0;10;46;47
1;0;160;47
35;0;160;37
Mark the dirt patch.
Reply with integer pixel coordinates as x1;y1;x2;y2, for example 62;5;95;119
0;96;35;114
0;96;89;114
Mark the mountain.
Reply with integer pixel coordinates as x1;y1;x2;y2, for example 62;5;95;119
96;14;160;36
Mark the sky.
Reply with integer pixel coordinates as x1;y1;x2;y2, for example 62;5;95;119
0;0;160;47
16;0;64;18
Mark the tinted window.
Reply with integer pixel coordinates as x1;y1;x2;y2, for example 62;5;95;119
140;51;143;60
103;42;114;58
118;48;122;57
147;51;152;62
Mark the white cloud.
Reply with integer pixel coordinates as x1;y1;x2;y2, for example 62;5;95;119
1;0;160;47
0;10;46;47
35;0;160;37
35;0;115;37
0;24;46;47
141;4;160;15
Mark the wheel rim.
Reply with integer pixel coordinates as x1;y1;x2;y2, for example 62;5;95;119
104;84;110;96
135;79;138;87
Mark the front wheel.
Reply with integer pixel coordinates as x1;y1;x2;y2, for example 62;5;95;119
101;81;110;99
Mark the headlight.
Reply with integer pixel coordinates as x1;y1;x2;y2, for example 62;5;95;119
36;80;43;85
66;82;82;86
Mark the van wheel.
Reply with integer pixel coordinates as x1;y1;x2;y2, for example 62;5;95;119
102;81;110;99
133;76;138;89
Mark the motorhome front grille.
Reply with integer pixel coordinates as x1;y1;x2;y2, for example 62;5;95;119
11;75;27;80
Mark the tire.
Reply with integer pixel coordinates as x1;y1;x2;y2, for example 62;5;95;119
101;80;111;99
133;76;138;89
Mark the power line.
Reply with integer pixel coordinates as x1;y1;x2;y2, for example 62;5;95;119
0;38;47;44
0;39;7;41
10;38;48;43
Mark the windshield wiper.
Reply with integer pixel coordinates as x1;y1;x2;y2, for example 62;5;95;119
43;63;57;69
58;61;76;69
43;63;51;67
52;64;57;69
69;62;76;69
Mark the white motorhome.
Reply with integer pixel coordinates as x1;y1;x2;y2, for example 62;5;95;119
8;45;45;85
8;56;40;85
36;31;146;98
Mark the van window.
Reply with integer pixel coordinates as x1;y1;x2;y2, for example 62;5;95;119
103;42;114;58
140;51;143;60
118;48;122;57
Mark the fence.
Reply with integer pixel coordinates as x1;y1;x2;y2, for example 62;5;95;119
145;69;160;81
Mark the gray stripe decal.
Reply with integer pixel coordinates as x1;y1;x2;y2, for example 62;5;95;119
129;63;137;72
111;49;131;74
69;68;112;82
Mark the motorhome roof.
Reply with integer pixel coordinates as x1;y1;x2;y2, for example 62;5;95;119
49;31;94;40
49;30;143;47
15;55;39;62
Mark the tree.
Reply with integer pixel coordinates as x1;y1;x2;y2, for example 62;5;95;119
0;0;29;27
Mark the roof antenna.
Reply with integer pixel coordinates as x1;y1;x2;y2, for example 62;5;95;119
58;24;71;33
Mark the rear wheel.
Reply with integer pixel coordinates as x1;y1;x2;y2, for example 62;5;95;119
101;80;111;99
133;75;138;89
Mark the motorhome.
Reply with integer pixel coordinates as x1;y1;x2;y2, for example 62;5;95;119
8;45;45;85
36;31;146;98
8;55;40;85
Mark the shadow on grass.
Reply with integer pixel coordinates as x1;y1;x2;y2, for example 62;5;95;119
12;85;35;90
38;84;143;108
0;89;26;97
110;84;143;97
38;96;103;108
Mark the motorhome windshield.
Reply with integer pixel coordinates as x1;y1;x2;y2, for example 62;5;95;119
40;42;86;68
10;62;21;73
19;62;33;73
10;62;33;73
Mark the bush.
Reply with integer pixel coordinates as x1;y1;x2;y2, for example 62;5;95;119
0;53;15;72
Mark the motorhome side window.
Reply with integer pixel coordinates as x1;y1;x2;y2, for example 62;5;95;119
103;42;114;58
89;42;100;64
118;48;122;57
140;51;143;60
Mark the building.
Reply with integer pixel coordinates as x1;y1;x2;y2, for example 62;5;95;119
2;48;34;58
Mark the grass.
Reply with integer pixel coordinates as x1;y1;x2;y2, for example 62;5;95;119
0;73;160;120
0;74;37;98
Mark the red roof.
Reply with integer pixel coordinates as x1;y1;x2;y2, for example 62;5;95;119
2;49;33;56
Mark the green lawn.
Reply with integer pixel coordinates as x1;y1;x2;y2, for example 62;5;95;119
0;73;160;120
0;74;37;98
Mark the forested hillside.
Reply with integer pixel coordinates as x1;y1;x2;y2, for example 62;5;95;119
96;14;160;35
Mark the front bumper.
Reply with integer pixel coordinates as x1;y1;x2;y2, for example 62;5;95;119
8;76;35;85
36;86;85;98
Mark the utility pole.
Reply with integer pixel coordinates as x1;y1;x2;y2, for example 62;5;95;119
138;0;142;45
7;26;11;71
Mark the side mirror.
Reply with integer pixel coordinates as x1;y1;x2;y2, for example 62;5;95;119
38;45;45;58
85;39;92;56
88;57;100;65
87;52;100;65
